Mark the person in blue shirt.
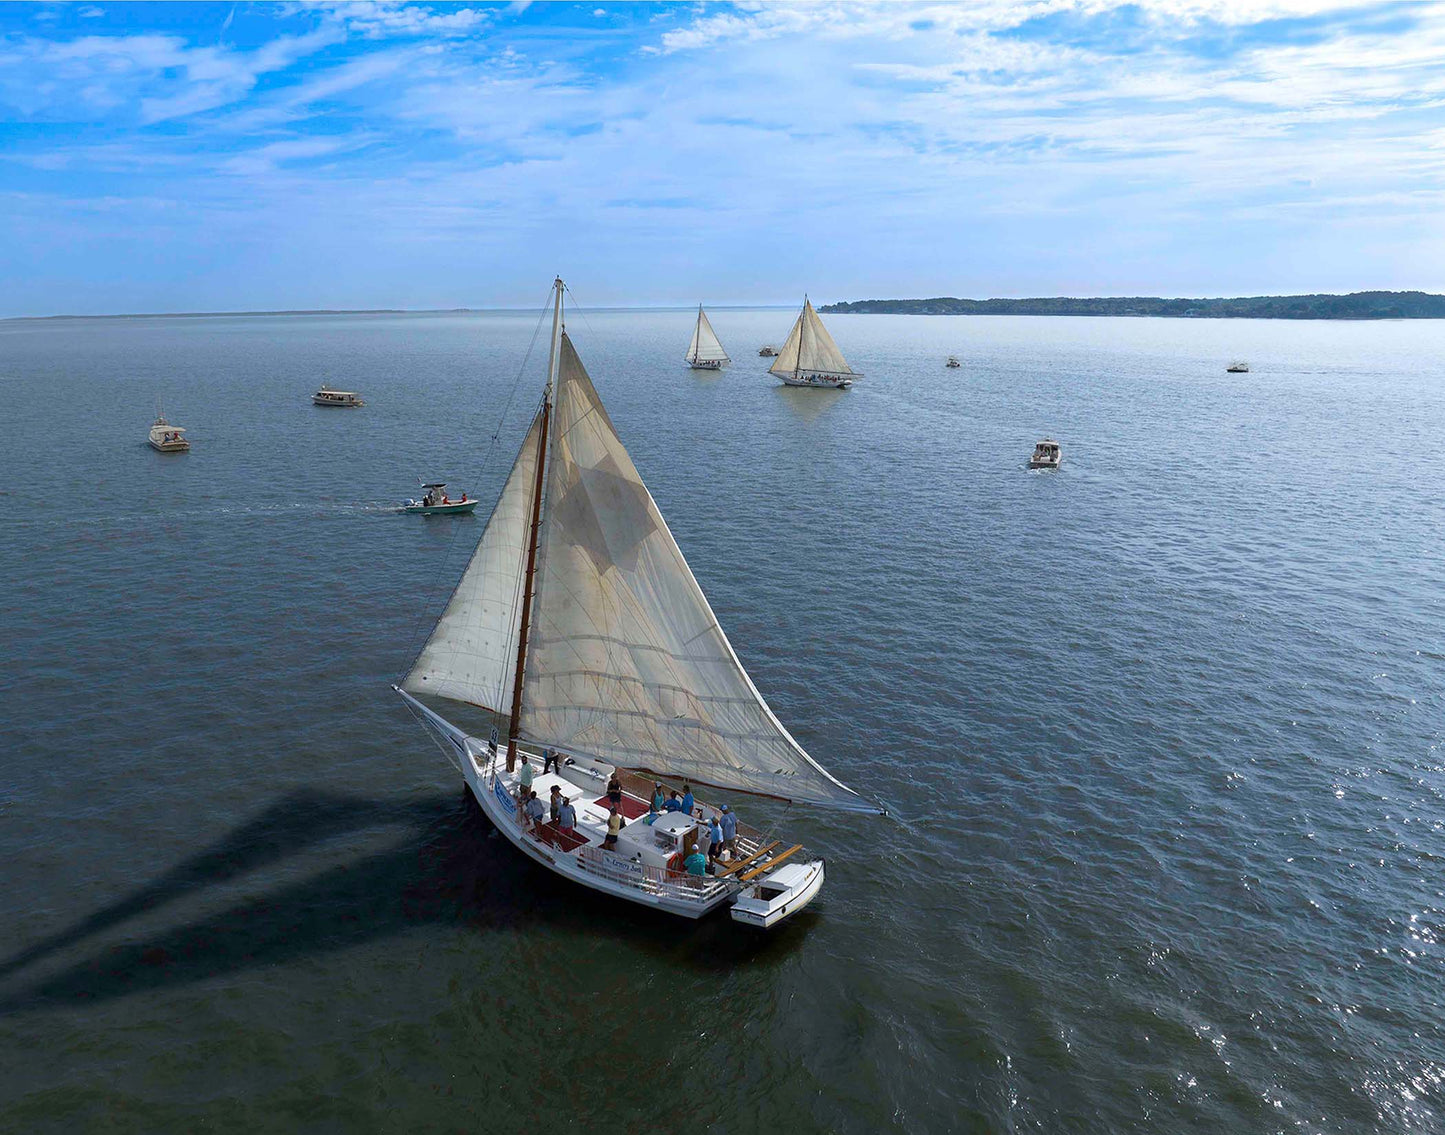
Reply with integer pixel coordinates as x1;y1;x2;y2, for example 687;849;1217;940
680;785;695;817
707;814;725;862
663;791;683;813
683;844;708;877
719;804;738;856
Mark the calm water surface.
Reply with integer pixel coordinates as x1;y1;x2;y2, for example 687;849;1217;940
1;310;1442;1133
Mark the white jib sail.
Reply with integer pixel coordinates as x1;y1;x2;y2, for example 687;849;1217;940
769;299;854;378
402;411;544;714
686;306;730;364
519;333;869;810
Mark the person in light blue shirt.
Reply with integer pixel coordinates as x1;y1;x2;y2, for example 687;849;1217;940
680;785;695;817
707;814;724;862
663;791;683;813
719;804;738;856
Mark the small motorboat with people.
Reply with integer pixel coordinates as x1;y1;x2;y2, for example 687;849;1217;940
1226;361;1250;373
396;278;882;931
401;483;478;516
1029;439;1062;470
685;304;730;370
148;412;190;453
771;298;860;389
945;356;961;368
758;345;778;357
313;385;364;407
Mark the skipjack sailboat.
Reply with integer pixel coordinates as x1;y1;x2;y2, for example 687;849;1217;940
396;279;879;928
771;298;859;389
685;304;730;370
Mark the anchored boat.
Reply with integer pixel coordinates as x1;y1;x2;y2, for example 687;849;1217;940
771;298;859;388
945;355;961;369
313;385;364;407
397;278;879;929
685;304;730;370
1226;360;1250;373
148;411;190;453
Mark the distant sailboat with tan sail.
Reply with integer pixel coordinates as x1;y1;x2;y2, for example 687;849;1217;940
396;278;880;929
771;298;859;389
685;304;730;370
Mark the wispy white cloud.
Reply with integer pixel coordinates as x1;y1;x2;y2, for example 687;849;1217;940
0;0;1442;314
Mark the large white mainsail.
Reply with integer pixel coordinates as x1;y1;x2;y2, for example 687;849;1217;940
517;334;870;810
686;305;730;366
770;298;855;380
401;412;544;713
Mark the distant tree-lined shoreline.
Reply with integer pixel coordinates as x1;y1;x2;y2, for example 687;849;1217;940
820;291;1445;319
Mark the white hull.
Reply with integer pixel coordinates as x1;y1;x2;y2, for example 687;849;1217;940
730;860;824;928
780;374;853;389
687;360;726;370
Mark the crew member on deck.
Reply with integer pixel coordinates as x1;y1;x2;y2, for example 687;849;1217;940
680;785;695;818
720;804;738;857
549;784;563;824
684;844;708;879
603;806;624;849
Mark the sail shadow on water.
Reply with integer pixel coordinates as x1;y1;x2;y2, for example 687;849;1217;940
0;789;802;1015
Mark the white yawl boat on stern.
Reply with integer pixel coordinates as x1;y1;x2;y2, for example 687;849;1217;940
685;304;730;370
771;298;859;389
396;279;879;929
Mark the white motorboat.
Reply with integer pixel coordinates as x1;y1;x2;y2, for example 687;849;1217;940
148;414;190;453
1226;361;1250;373
396;278;880;930
771;298;859;389
1029;439;1062;469
401;483;479;516
685;304;730;370
313;385;364;407
945;356;961;368
758;345;778;357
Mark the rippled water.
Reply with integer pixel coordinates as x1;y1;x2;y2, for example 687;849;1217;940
1;309;1442;1132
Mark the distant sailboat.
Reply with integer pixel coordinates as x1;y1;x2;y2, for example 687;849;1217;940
771;298;859;389
396;278;879;929
685;304;730;370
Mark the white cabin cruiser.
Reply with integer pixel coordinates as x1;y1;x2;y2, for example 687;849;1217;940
945;356;961;369
685;304;730;370
313;385;364;407
771;299;859;389
148;415;190;453
397;278;880;930
1029;439;1062;469
758;345;778;357
1226;361;1250;373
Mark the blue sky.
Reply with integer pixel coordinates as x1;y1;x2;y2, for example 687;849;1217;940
1;0;1442;315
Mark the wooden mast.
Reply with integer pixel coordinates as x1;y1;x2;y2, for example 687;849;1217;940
506;277;562;771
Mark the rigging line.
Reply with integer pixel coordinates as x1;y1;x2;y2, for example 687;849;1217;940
396;288;556;686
